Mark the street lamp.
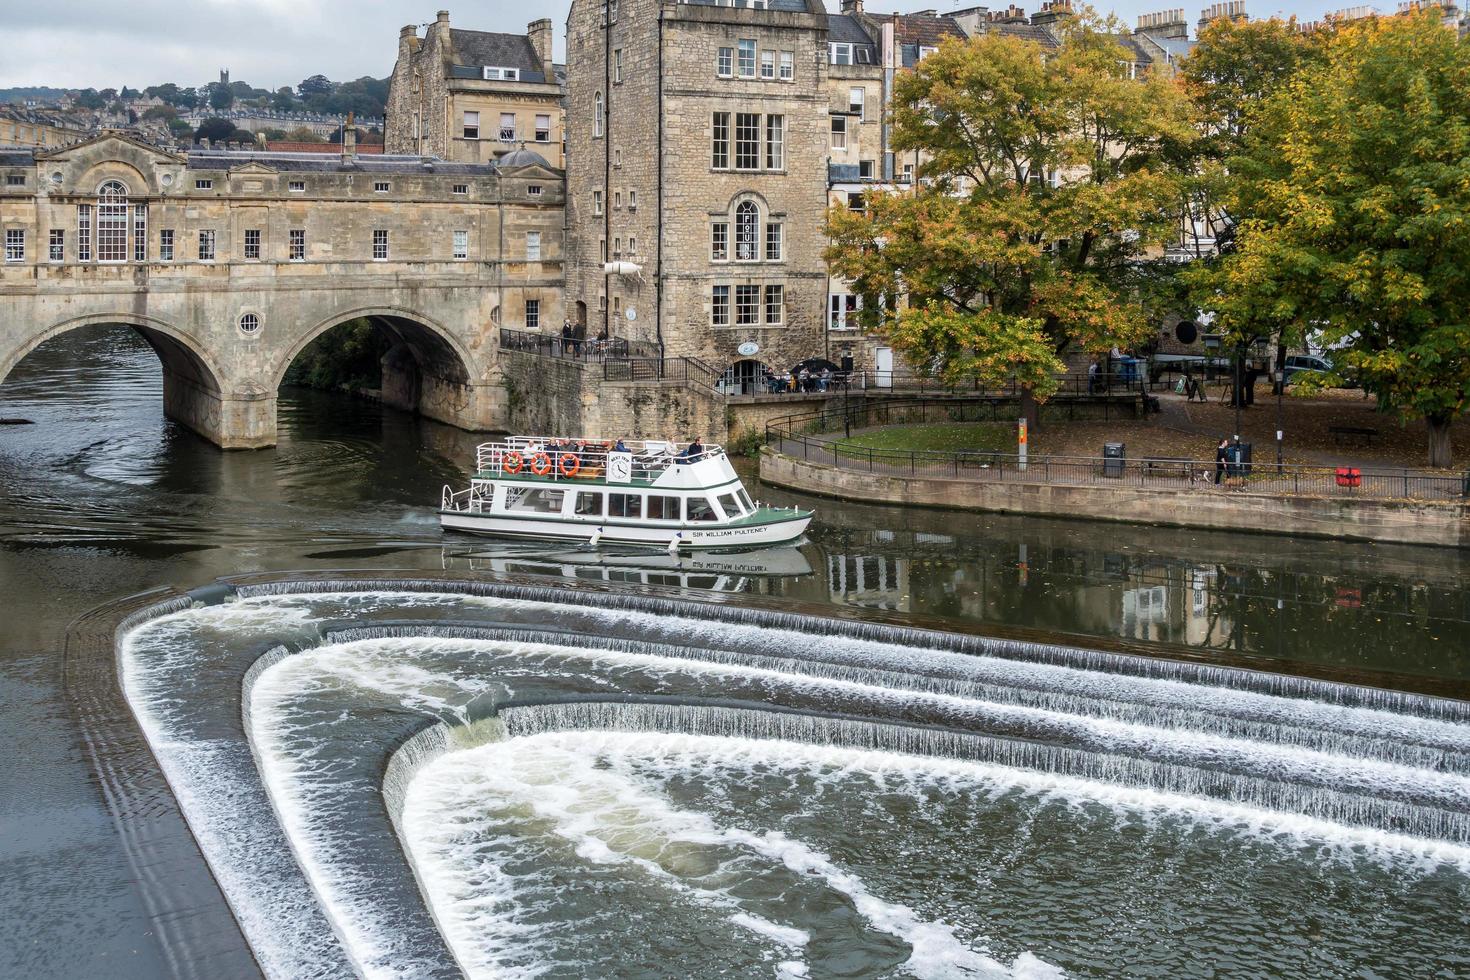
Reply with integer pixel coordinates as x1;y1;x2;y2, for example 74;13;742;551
1274;368;1284;472
1232;342;1244;442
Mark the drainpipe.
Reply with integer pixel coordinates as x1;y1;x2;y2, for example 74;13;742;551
603;0;612;346
655;2;665;357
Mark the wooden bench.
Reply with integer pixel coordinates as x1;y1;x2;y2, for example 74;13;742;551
1328;425;1378;446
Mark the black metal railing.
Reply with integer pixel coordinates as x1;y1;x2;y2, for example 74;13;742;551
498;327;662;362
763;400;1468;502
603;356;723;391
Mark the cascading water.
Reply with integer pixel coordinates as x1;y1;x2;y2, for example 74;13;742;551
118;580;1470;978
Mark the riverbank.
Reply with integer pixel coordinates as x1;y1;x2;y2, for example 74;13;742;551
760;447;1470;549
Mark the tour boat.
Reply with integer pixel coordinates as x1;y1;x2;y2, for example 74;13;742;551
439;436;813;549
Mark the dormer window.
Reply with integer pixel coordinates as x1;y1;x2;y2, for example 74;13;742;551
482;67;520;81
919;46;938;60
830;43;853;66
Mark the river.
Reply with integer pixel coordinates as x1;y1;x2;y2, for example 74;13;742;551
2;325;1468;977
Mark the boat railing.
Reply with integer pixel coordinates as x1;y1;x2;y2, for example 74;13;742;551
443;484;472;512
473;437;724;483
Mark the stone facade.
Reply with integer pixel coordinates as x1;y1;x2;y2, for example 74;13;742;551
499;350;726;444
565;0;830;388
0;132;564;447
386;11;565;168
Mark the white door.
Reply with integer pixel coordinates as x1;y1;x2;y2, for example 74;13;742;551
875;347;893;388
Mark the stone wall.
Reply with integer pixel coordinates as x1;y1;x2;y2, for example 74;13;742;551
566;0;831;377
499;348;729;444
760;449;1470;549
0;134;565;447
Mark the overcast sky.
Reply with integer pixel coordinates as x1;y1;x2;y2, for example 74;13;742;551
4;0;1369;90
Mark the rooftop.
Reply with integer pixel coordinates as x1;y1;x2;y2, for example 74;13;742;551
448;28;550;81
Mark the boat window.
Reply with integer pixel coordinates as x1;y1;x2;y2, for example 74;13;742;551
505;487;565;514
574;492;604;517
609;493;642;518
646;495;681;520
738;489;755;511
687;497;719;522
717;492;742;517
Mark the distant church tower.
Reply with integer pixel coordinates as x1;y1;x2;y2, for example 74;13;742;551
219;68;230;87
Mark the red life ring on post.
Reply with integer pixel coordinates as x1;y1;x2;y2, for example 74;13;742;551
530;452;553;475
559;454;581;477
503;451;524;474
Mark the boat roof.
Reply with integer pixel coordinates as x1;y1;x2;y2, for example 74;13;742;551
471;436;739;492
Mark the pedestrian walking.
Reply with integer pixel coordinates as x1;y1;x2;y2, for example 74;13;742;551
1214;437;1229;485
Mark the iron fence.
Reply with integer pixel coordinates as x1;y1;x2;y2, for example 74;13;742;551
498;327;662;362
603;356;723;391
764;401;1467;502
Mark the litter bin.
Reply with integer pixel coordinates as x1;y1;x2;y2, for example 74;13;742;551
1103;442;1125;478
1228;441;1253;477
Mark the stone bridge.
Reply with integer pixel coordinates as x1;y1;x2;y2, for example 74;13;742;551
0;133;565;447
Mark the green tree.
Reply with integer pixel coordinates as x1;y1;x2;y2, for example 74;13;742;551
147;83;198;109
825;18;1196;418
297;74;335;99
73;88;106;109
1195;12;1470;466
323;76;388;117
271;86;300;111
193;117;237;143
208;82;233;111
1175;16;1316;261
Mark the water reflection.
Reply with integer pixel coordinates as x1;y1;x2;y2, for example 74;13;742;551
3;323;1469;978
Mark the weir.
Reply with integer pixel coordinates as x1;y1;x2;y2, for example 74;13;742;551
100;576;1470;978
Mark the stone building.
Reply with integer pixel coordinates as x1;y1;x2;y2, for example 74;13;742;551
0;106;94;150
0;131;564;447
564;0;831;392
386;11;565;168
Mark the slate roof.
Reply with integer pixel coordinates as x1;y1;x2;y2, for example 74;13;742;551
828;13;878;46
184;151;499;176
989;21;1060;46
682;0;811;10
498;147;551;169
448;28;545;74
891;12;965;46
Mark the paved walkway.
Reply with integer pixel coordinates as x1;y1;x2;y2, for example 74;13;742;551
1146;393;1387;470
773;421;1463;501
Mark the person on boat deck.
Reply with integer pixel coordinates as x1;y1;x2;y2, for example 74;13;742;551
613;438;629;453
678;436;704;460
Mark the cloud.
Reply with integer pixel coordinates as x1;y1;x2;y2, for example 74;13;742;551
1;0;568;89
2;0;1367;91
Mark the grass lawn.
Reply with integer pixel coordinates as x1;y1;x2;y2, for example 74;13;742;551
834;422;1018;457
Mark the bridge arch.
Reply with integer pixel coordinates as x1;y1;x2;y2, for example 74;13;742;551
0;312;226;391
275;307;496;432
0;312;236;446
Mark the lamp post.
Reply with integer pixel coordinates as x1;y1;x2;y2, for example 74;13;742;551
844;375;851;440
1232;342;1244;442
1275;368;1284;472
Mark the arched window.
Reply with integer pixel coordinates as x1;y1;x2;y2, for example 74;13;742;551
594;91;604;138
96;180;129;263
735;200;759;261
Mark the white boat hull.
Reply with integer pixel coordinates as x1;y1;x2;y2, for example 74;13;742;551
439;510;811;549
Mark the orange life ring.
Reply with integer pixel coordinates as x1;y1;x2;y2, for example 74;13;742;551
558;453;581;477
503;451;524;474
530;452;553;475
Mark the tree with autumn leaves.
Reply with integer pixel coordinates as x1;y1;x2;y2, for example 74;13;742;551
825;14;1197;420
1188;11;1470;467
835;6;1470;466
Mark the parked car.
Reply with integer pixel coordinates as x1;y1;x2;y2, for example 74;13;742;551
1284;354;1334;379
